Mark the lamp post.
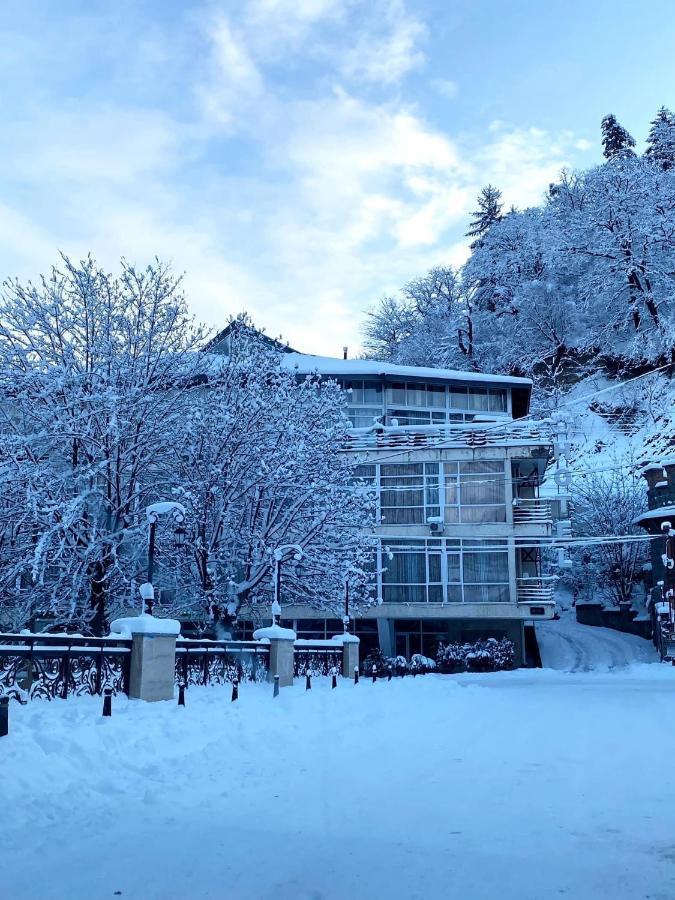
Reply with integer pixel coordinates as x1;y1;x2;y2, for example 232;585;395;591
271;544;303;624
141;501;187;615
343;577;350;634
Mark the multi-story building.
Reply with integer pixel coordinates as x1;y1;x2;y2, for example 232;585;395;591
211;327;557;665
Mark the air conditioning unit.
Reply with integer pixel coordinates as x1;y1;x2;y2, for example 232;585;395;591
428;520;444;535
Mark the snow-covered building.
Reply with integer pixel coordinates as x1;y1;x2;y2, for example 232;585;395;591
210;326;556;664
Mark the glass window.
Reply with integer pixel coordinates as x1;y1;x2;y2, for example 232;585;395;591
380;463;440;525
489;389;507;413
427;384;446;408
386;382;407;405
443;461;506;523
449;387;468;409
468;389;489;411
363;382;382;404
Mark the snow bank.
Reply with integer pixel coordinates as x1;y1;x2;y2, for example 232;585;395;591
4;669;675;900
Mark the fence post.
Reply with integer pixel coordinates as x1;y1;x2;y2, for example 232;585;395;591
341;634;360;679
110;615;180;702
253;624;297;688
0;696;8;737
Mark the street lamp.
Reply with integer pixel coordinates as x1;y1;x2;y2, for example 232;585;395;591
141;501;187;615
272;544;303;624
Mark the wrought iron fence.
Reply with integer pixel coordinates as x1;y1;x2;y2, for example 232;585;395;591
293;643;343;677
0;633;132;702
174;640;269;686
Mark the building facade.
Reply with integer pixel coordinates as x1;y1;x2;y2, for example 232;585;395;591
225;345;558;665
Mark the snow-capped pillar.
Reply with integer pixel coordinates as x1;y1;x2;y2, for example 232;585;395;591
253;624;297;687
339;634;360;678
110;614;181;702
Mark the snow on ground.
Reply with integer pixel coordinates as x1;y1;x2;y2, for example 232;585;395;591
4;667;675;900
536;608;659;671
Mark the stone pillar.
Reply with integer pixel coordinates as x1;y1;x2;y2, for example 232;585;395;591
341;635;360;678
129;633;177;701
253;624;297;687
110;614;181;703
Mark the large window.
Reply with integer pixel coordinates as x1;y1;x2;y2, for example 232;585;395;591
341;380;383;428
444;460;506;523
380;463;440;525
455;539;510;603
380;538;511;604
384;381;508;425
381;539;443;603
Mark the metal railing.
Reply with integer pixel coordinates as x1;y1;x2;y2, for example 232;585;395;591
513;498;553;528
516;577;557;604
174;639;269;686
0;633;132;702
293;642;343;677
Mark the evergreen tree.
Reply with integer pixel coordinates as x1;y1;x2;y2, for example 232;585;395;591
645;106;675;170
601;114;636;160
466;185;503;248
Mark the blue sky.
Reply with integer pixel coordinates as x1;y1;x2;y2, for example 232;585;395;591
1;0;674;355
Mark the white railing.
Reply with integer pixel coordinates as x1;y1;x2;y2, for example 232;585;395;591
516;576;557;604
512;498;553;527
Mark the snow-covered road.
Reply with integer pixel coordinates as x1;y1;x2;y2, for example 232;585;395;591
3;667;675;900
536;609;659;671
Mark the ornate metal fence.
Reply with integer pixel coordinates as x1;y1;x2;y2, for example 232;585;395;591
0;633;132;702
293;642;343;677
174;640;269;686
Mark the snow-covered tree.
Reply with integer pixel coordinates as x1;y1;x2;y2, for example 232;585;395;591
645;106;675;170
601;114;636;160
568;462;647;606
0;256;205;633
466;185;503;249
168;321;376;631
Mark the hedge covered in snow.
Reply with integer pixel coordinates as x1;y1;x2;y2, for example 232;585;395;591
435;637;516;673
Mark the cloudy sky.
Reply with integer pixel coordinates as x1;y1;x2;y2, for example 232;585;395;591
2;0;674;355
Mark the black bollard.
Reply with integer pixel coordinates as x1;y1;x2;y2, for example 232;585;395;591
231;679;239;702
372;665;377;683
331;671;337;689
102;688;112;717
305;673;312;691
0;696;8;737
387;665;392;682
354;666;359;685
273;675;280;697
177;681;186;707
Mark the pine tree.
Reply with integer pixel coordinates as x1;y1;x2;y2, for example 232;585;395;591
645;106;675;170
466;185;503;248
601;114;636;160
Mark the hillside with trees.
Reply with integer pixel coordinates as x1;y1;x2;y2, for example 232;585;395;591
364;109;675;606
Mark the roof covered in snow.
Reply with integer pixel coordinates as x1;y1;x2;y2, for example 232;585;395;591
280;353;532;387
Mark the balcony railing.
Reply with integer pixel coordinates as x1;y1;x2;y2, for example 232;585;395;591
516;576;557;605
512;498;553;528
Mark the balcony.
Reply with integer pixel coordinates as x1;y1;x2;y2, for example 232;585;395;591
512;498;553;532
516;576;557;606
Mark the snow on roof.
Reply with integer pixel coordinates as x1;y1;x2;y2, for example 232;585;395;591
280;353;532;387
633;505;675;524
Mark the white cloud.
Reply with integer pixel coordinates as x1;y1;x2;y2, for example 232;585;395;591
197;14;264;126
340;2;426;85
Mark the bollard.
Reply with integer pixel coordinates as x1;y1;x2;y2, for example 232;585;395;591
387;665;392;682
232;679;239;702
177;681;186;707
331;671;337;689
102;688;112;717
0;696;8;737
354;666;359;685
273;675;280;697
371;664;377;683
305;673;312;691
